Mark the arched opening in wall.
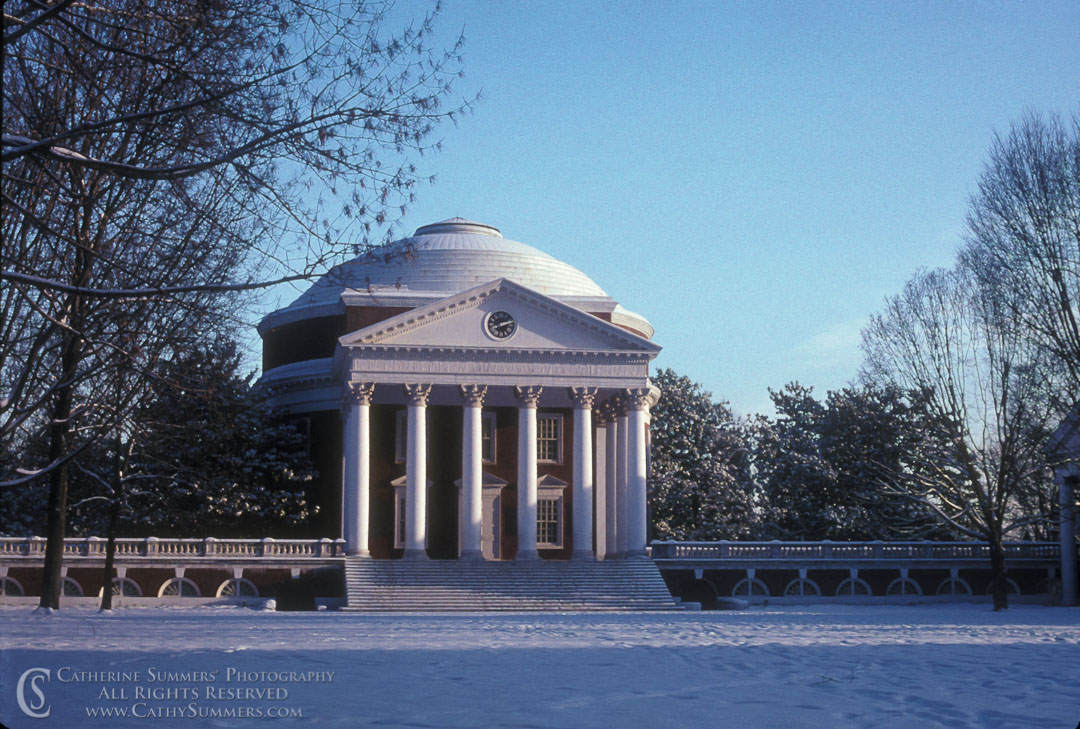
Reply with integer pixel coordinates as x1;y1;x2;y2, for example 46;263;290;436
732;577;769;598
680;578;719;609
783;578;821;597
1035;576;1062;596
886;578;923;596
62;577;83;596
936;577;972;596
835;577;872;597
98;577;142;597
158;577;201;598
983;578;1021;596
0;576;25;596
216;578;259;598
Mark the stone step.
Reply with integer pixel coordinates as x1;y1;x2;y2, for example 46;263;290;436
342;557;676;612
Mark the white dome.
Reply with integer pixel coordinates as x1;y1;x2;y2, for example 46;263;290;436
281;218;610;312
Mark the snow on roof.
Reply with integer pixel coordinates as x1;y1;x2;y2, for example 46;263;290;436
264;219;626;328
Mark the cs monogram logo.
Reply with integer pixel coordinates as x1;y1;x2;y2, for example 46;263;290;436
16;667;51;719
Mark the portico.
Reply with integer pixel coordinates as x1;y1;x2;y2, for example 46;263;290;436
335;278;661;561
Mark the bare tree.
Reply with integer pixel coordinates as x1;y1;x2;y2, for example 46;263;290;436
961;110;1080;402
861;266;1055;610
1;0;469;609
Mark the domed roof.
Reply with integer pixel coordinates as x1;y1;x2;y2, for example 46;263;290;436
278;218;610;314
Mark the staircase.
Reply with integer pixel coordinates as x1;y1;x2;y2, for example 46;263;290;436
342;557;677;612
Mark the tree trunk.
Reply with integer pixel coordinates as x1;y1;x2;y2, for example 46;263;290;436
38;334;79;610
988;530;1009;611
38;224;90;610
100;497;121;611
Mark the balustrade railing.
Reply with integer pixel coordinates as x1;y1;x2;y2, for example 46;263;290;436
649;540;1064;562
0;536;346;560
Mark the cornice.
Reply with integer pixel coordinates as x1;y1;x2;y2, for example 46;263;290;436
339;278;660;353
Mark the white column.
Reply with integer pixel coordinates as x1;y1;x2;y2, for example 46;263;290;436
460;385;487;560
616;398;630;557
594;409;608;559
625;388;651;558
604;404;620;558
1061;474;1077;606
403;383;432;560
570;387;598;559
342;382;375;556
515;386;542;560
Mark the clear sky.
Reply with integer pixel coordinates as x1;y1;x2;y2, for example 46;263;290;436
272;1;1080;416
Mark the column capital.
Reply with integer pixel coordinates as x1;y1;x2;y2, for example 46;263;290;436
403;383;433;406
344;381;376;406
569;386;598;409
514;385;543;408
460;384;488;407
624;388;651;411
593;408;609;426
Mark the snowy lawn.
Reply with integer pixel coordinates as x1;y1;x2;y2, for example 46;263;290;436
1;603;1077;729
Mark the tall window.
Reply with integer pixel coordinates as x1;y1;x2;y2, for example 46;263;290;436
481;412;497;463
537;497;562;547
537;414;562;463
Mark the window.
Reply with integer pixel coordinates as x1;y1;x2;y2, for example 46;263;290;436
216;578;259;598
159;577;201;598
98;577;142;597
537;413;562;463
535;475;567;548
481;412;496;463
394;410;407;463
537;497;562;547
292;416;312;456
0;576;24;596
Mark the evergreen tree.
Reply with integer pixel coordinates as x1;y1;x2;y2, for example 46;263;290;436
648;369;758;540
0;339;315;539
752;383;949;540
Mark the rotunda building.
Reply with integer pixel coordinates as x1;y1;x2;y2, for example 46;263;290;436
259;219;660;561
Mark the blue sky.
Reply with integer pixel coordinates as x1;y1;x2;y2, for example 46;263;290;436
276;1;1080;416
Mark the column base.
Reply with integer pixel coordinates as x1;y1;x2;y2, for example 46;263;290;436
347;549;372;558
458;549;484;561
571;550;597;561
515;549;541;561
626;549;649;560
401;549;429;560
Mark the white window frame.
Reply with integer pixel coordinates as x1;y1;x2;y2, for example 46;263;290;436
536;413;562;464
481;411;497;464
98;576;142;597
535;475;568;549
216;577;259;598
536;496;563;548
158;576;201;598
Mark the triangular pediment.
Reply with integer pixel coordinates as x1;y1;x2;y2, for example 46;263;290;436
338;279;660;354
454;472;510;488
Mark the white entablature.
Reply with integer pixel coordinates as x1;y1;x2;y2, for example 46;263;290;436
332;278;660;391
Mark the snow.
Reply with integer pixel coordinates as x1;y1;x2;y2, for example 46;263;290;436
1;603;1077;729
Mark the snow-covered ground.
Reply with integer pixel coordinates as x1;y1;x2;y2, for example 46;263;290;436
1;603;1077;729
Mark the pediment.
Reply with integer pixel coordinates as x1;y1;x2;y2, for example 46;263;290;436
454;472;510;488
390;475;433;488
338;279;660;354
537;474;568;497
